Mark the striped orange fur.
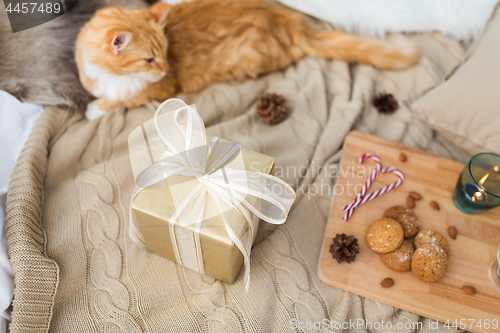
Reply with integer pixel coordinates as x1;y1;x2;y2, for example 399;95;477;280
76;0;420;113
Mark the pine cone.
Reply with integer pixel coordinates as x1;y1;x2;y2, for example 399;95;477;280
330;233;360;263
373;93;399;114
256;93;287;125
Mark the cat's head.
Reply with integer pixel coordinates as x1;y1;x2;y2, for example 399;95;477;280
80;3;170;81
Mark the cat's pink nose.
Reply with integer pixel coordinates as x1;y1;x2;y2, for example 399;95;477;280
162;67;169;73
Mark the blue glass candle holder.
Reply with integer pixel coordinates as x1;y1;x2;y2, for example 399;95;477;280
453;153;500;214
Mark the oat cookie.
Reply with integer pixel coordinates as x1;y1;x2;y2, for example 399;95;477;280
383;206;420;238
414;229;450;254
411;243;448;282
365;218;404;254
380;239;415;272
383;206;407;220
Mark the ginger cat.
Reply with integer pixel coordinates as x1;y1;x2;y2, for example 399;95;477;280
76;0;419;120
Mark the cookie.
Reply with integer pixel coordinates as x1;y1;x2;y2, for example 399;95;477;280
411;243;448;282
383;206;407;219
383;206;420;238
365;218;404;254
380;239;415;272
414;229;450;254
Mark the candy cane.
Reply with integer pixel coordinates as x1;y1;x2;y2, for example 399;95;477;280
357;167;404;206
343;155;404;221
343;153;381;213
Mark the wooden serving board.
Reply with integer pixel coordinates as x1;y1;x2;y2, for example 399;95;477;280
318;131;500;333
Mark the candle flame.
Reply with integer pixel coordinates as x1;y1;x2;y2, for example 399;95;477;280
495;166;499;172
478;173;489;185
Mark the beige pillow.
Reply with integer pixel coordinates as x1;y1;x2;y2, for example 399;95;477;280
410;4;500;155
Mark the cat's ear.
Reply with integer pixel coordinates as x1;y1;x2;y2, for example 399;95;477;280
111;32;132;55
150;2;169;26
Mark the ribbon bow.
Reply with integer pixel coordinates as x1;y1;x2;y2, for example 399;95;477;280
129;99;296;290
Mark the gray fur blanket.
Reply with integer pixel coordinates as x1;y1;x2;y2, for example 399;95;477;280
0;0;147;112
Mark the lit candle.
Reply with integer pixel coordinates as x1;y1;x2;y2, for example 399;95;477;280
464;183;487;202
453;153;500;214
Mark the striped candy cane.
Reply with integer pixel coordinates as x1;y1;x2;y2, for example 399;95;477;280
343;155;404;221
357;167;404;206
343;153;381;213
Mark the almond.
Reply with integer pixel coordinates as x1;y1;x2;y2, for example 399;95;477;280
409;191;422;200
448;226;457;240
399;153;407;162
430;201;440;211
380;278;394;288
407;196;415;208
463;286;476;295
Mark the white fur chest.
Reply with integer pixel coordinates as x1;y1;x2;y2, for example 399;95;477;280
83;58;149;101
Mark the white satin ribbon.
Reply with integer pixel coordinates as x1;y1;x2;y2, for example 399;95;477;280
129;98;296;290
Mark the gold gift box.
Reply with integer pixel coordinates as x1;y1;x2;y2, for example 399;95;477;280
131;144;275;284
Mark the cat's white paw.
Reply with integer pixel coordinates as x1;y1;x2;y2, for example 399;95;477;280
85;102;107;121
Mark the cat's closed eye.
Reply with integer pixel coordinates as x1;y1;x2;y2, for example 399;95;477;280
144;58;155;63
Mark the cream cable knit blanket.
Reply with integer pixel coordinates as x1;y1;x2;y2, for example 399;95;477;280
7;33;471;332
